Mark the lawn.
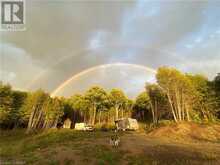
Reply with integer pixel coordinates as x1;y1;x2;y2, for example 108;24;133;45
0;126;220;165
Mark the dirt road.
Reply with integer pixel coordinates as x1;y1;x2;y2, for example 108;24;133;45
114;132;220;165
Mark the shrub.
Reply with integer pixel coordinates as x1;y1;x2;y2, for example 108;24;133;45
94;123;116;131
158;120;174;126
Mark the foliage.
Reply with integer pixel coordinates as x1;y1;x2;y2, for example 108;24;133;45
0;82;27;128
187;74;218;121
109;88;128;120
1;67;220;130
0;83;13;126
43;97;64;128
146;84;169;124
156;67;195;122
84;86;110;125
19;90;65;132
133;92;151;122
213;73;220;118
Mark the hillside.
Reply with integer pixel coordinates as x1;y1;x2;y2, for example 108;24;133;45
148;122;220;143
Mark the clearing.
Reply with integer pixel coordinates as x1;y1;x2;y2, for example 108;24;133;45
0;122;220;165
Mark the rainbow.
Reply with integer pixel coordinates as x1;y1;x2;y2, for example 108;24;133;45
50;63;156;97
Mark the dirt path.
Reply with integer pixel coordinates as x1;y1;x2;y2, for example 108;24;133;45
117;132;220;165
73;131;220;164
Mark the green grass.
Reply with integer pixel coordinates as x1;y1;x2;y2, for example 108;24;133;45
0;129;126;165
0;127;220;165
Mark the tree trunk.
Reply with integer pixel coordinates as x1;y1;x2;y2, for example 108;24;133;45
180;91;184;120
185;104;190;121
92;106;97;125
167;93;177;122
98;110;101;124
84;114;86;123
53;118;58;128
149;100;155;124
34;109;43;129
115;106;119;120
175;90;182;121
155;100;158;124
26;105;36;133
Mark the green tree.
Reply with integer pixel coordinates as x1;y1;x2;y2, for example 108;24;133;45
187;74;217;121
43;97;64;129
22;89;49;132
10;90;27;128
156;67;194;122
146;84;169;124
133;92;151;122
212;73;220;119
85;86;109;125
70;94;90;123
0;82;13;128
124;99;133;118
109;88;127;120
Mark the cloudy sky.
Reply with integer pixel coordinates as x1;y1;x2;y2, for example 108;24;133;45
1;0;220;98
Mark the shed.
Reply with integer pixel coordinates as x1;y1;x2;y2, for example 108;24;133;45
115;118;139;131
63;118;72;129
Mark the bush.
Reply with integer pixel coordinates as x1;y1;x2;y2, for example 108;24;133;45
158;120;174;126
94;123;116;131
144;120;175;133
137;122;148;132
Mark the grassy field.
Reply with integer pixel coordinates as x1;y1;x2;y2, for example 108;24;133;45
1;123;220;165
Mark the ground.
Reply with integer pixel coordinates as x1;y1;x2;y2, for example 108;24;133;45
0;123;220;165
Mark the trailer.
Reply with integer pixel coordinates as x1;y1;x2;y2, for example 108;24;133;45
115;118;139;131
74;123;94;131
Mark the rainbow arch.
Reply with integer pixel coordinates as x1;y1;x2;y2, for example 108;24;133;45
51;62;156;97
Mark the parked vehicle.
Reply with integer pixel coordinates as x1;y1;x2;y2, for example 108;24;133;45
115;118;139;131
74;123;94;131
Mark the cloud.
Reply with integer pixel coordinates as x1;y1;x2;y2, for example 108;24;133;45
0;0;220;96
0;43;43;89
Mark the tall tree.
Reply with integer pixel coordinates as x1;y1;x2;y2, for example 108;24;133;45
124;99;133;118
10;90;27;128
133;92;151;122
70;94;90;123
85;86;109;125
146;84;169;124
213;73;220;119
0;82;13;128
22;90;49;133
43;97;64;129
187;74;217;121
109;88;127;120
156;67;195;122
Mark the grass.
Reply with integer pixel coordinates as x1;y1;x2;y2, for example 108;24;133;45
0;125;220;165
0;129;126;165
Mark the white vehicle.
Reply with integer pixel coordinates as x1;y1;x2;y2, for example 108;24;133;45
115;118;139;131
74;123;93;131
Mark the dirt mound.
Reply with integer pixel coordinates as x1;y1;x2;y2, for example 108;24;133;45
148;122;220;143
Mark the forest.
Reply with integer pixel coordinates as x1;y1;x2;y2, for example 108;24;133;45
1;66;220;132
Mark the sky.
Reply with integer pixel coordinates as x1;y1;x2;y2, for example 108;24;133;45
1;0;220;98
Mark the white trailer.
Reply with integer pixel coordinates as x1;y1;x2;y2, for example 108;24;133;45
115;118;139;131
74;123;93;131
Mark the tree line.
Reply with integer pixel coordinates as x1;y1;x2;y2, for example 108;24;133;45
0;67;220;132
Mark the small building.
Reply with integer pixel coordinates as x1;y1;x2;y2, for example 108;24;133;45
115;118;139;131
63;118;72;129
